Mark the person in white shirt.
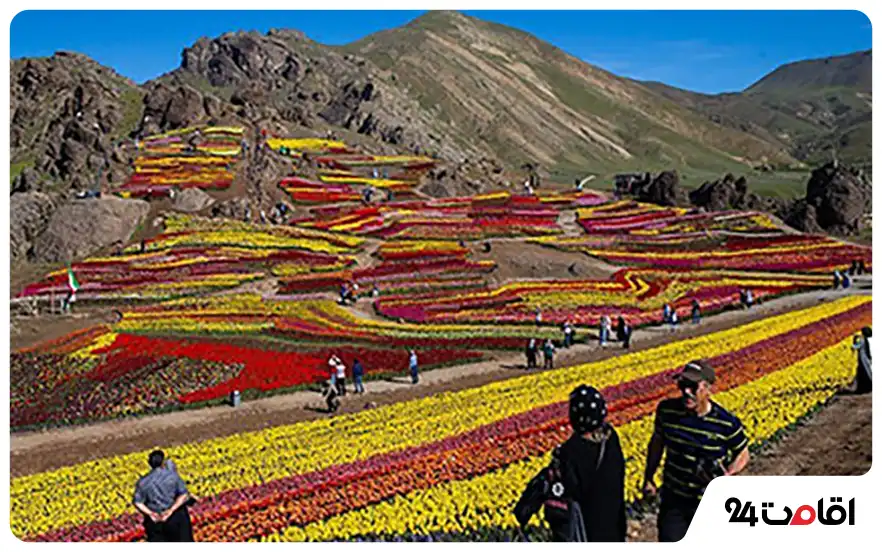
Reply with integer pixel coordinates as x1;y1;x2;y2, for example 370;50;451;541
334;358;347;396
328;355;341;389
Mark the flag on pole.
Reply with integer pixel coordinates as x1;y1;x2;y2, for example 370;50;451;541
67;266;81;294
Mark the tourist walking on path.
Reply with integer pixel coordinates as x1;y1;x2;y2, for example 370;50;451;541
662;304;672;325
335;357;347;396
557;386;626;541
669;310;679;332
850;327;872;394
621;321;632;350
563;321;575;348
543;339;556;370
352;358;365;394
328;355;341;389
833;270;842;290
598;316;611;347
615;315;626;343
133;450;195;542
322;379;340;412
691;300;701;324
744;289;754;308
409;350;419;384
842;273;852;289
515;385;626;542
535;307;543;326
642;360;750;542
526;338;538;369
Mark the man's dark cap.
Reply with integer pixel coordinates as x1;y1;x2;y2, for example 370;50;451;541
675;359;715;384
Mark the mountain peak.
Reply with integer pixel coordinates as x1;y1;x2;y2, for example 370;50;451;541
747;49;871;93
408;10;472;29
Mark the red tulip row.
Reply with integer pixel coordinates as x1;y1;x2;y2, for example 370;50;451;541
10;333;483;430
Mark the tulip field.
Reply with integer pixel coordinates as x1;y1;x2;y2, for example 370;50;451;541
11;296;871;541
294;190;606;238
117;127;243;198
9;128;874;541
538;200;871;273
15;214;362;303
268;136;435;198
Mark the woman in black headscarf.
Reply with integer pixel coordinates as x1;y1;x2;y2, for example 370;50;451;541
852;326;872;394
555;385;627;541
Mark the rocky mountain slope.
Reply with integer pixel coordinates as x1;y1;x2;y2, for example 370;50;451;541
9;11;872;265
348;11;795;179
10;51;144;192
645;50;871;169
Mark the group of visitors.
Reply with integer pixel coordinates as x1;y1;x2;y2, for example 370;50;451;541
594;315;634;349
323;355;368;412
833;259;866;291
132;315;873;545
339;282;360;305
515;358;751;542
525;338;557;369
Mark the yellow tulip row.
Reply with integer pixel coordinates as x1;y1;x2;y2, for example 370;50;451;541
270;338;857;541
266;138;347;152
143;127;243;141
10;296;866;537
321;175;414;189
158;215;363;250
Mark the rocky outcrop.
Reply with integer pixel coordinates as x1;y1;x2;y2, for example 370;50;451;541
168;30;475;162
782;162;871;235
420;157;506;198
689;173;785;213
10;52;143;192
31;197;150;263
10;192;58;261
633;170;686;207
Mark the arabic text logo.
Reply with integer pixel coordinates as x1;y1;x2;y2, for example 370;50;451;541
725;497;854;526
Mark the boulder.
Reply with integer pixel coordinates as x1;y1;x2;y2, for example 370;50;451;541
172;188;216;213
804;162;870;234
9;191;58;261
782;162;870;236
31;197;150;263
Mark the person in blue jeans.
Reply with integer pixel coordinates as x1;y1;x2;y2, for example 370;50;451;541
691;300;701;324
409;350;419;384
353;359;365;394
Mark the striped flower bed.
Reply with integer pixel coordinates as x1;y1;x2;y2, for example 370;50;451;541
11;296;870;541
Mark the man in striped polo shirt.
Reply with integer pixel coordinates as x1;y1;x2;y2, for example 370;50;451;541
642;359;750;542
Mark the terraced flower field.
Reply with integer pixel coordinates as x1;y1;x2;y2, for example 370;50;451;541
10;128;874;542
118;127;243;198
11;296;870;542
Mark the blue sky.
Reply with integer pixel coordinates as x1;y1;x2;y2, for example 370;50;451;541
10;10;872;93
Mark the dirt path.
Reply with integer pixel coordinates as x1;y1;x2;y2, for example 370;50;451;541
10;285;869;477
627;392;872;542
